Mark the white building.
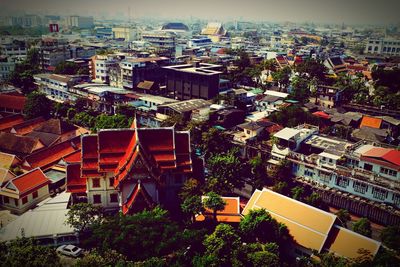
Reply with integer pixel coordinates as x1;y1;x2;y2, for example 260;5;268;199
365;38;400;56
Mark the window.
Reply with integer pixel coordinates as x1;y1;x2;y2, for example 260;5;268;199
393;194;400;206
109;178;114;187
3;196;9;204
93;194;101;204
353;181;368;194
110;193;118;203
380;167;397;177
32;191;38;199
304;169;314;177
364;163;373;172
372;187;388;201
22;196;28;205
319;171;331;183
336;176;349;188
92;178;100;188
14;199;18;206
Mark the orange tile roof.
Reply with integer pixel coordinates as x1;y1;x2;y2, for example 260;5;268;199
11;117;45;135
196;196;242;223
66;163;86;194
360;116;382;129
8;168;50;197
0;114;24;131
23;136;81;170
0;94;26;111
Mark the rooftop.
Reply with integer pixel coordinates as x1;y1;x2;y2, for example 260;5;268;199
159;99;211;113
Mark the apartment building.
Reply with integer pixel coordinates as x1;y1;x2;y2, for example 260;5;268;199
34;73;88;102
142;31;176;56
65;16;94;29
365;38;400;56
91;55;119;83
118;57;170;90
0;57;16;82
269;124;400;224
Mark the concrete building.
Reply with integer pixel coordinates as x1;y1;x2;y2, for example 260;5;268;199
163;62;222;100
34;74;88;102
0;57;16;82
142;31;176;56
365;38;400;56
117;57;170;90
112;27;138;42
65;16;94;29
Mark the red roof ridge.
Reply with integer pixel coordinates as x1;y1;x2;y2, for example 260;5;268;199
7;167;50;196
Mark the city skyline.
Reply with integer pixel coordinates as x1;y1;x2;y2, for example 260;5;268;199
1;0;400;25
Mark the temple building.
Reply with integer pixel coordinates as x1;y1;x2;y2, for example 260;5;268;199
66;122;192;214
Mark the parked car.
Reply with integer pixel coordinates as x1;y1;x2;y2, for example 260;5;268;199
56;245;83;257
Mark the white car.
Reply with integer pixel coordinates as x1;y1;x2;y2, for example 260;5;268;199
56;245;83;257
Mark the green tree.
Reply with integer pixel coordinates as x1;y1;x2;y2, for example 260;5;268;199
380;225;400;251
94;114;132;131
179;178;202;200
181;195;204;222
203;223;241;266
23;91;54;119
75;249;128;267
206;151;245;194
86;207;193;261
305;192;324;209
295;59;327;82
247;155;270;192
73;112;96;128
66;203;103;233
8;48;40;94
272;66;291;89
74;97;87;112
352;218;372;237
201;127;232;159
237;242;280;267
335;209;351;227
239;209;287;244
291;186;304;200
54;61;80;75
290;76;310;103
0;237;61;267
203;192;226;222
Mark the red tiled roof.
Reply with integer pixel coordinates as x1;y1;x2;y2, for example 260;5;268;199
66;163;86;193
313;111;331;119
0;114;24;131
196;196;242;223
0;94;26;111
361;147;400;170
383;150;400;167
81;135;100;177
23;136;81;170
63;150;81;164
11;117;45;135
137;128;174;152
360;116;382;129
9;168;50;197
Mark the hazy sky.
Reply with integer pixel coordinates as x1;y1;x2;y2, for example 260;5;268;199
2;0;400;25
